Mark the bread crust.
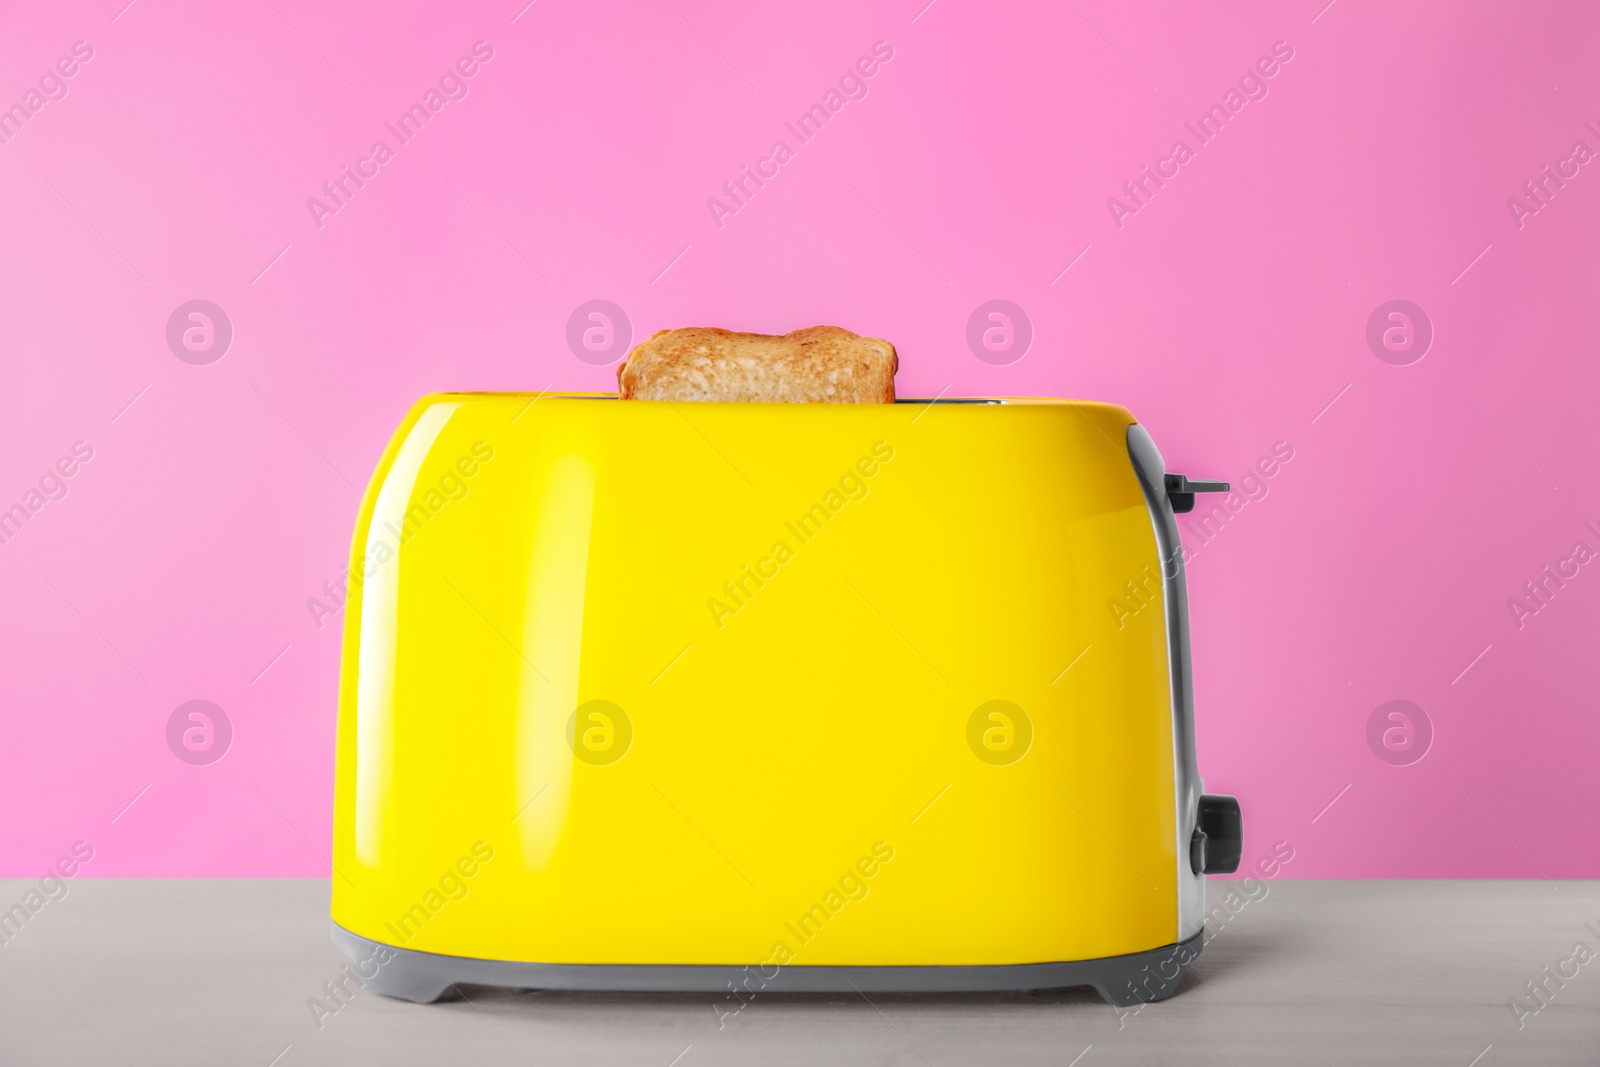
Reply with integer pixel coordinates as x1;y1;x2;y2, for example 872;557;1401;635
616;326;897;403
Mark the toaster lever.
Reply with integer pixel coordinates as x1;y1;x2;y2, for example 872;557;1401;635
1164;473;1229;514
1193;794;1243;875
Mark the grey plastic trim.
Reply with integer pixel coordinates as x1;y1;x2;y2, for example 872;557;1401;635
1125;425;1206;942
331;922;1202;1007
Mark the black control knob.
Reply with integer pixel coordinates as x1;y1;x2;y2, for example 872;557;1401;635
1192;794;1242;875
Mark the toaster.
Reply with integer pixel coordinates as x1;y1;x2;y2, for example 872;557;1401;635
329;393;1241;1008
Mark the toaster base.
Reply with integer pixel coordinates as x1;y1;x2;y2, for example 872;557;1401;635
331;923;1203;1007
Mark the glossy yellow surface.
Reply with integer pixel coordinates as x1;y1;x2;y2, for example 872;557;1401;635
331;395;1178;966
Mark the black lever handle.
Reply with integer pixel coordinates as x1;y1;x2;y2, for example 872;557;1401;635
1164;473;1229;514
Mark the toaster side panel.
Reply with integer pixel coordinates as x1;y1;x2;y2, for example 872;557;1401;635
1126;424;1207;943
332;397;1182;969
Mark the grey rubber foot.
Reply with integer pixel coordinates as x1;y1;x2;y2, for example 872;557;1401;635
374;971;454;1005
1096;965;1187;1005
1102;935;1201;1005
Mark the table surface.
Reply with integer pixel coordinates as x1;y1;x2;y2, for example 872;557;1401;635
1;879;1596;1065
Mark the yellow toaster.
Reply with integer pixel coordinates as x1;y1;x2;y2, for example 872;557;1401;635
329;393;1241;1007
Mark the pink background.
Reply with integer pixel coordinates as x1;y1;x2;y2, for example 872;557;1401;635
2;0;1596;879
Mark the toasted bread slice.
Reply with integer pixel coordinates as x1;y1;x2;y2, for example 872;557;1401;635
616;326;897;403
